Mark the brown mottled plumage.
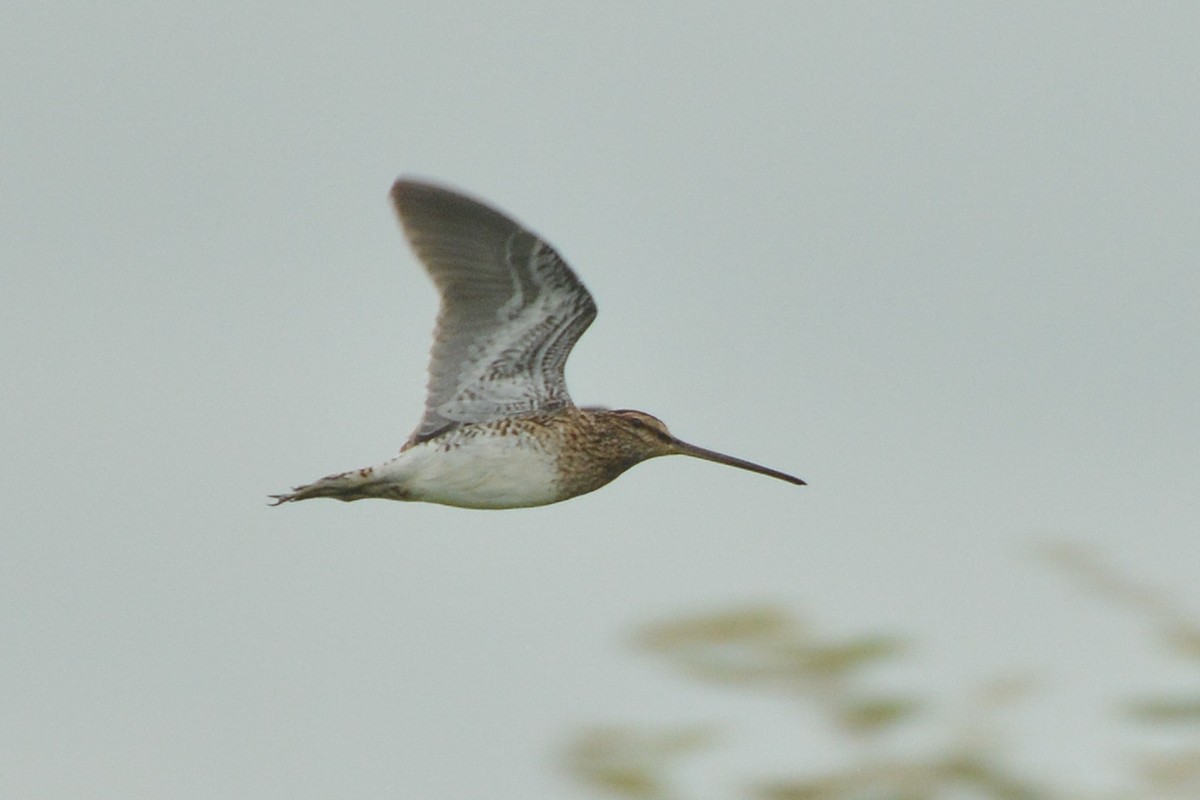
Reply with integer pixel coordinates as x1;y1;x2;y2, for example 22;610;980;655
272;180;803;509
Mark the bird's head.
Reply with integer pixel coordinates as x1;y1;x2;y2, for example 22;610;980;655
606;409;806;486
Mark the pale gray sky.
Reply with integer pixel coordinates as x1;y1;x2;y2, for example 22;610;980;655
3;3;1198;798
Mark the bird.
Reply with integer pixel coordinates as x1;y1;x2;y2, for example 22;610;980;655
271;179;805;509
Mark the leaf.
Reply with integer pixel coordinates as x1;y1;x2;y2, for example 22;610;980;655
836;696;919;734
1125;698;1200;724
801;635;907;678
564;727;715;798
636;607;796;650
633;607;805;686
941;754;1050;800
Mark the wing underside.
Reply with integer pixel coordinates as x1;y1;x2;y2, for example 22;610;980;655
391;180;597;444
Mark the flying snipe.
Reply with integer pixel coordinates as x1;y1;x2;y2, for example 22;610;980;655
271;179;804;509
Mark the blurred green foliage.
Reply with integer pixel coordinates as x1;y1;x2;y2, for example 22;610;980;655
565;545;1200;799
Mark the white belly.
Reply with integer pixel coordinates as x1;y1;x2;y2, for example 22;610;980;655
373;434;563;509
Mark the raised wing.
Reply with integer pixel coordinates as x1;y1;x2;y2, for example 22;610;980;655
391;179;598;445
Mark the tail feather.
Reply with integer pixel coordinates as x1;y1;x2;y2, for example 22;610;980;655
269;468;390;505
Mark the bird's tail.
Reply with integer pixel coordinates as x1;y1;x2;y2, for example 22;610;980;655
270;466;398;505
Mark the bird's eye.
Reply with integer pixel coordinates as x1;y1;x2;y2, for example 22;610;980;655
630;417;644;429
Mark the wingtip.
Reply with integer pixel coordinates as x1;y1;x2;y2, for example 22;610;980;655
390;176;452;204
388;176;464;220
389;176;418;204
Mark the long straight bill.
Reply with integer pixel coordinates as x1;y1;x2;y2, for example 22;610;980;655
672;439;806;486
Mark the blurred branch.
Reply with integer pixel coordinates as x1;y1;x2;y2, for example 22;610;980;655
1040;543;1200;664
571;605;1043;798
634;606;912;737
565;727;714;800
567;545;1200;799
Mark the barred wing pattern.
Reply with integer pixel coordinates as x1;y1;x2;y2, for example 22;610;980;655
391;180;598;445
